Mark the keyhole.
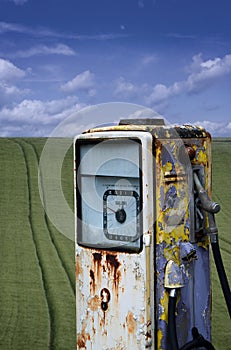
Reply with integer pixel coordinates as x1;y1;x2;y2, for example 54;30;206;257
100;288;111;312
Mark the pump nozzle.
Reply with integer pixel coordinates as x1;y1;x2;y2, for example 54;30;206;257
165;260;185;350
164;260;185;289
193;172;220;213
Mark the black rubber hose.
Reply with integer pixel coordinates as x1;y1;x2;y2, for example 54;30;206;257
180;328;215;350
211;239;231;318
168;293;216;350
168;294;179;350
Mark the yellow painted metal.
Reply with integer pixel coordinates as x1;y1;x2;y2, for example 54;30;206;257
75;122;212;349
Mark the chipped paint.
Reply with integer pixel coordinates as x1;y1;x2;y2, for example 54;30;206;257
164;260;185;288
75;122;212;349
154;134;212;348
76;248;149;349
197;149;207;164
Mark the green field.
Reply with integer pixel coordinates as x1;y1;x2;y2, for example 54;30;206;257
211;139;231;349
0;138;230;349
0;138;75;350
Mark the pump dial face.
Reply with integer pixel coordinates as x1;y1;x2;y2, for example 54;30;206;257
103;189;140;241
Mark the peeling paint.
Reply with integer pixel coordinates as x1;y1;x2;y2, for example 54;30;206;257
163;161;173;174
76;123;212;349
154;135;212;348
77;321;90;349
76;247;149;349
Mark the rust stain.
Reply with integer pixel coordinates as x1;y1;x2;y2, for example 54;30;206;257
106;253;121;292
126;311;136;334
76;256;83;277
91;316;96;335
92;251;102;284
106;253;120;270
140;315;145;324
77;322;90;349
87;295;100;312
77;335;86;349
93;251;102;262
89;269;95;294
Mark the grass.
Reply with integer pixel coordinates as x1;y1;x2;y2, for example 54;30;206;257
0;138;75;350
211;139;231;349
0;137;230;349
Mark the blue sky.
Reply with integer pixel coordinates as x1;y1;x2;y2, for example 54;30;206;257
0;0;231;136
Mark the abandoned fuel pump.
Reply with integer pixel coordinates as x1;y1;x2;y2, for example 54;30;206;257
74;118;229;350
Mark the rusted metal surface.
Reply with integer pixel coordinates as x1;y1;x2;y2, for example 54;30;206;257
76;248;149;349
155;134;212;349
84;123;208;140
75;122;212;349
75;130;154;350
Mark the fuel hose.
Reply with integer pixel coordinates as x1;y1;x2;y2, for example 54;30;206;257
167;172;230;349
210;230;231;319
180;328;215;350
168;290;179;350
167;292;216;350
193;172;231;318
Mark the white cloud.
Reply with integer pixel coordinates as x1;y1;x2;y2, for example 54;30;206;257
146;53;231;105
0;96;87;136
192;120;231;137
0;58;28;103
0;58;25;81
146;81;183;105
15;44;76;58
0;82;28;97
0;21;52;36
0;96;81;126
226;122;231;130
0;21;129;41
114;53;231;106
146;83;170;103
201;57;221;69
189;53;223;72
61;70;95;93
186;54;231;93
114;77;138;97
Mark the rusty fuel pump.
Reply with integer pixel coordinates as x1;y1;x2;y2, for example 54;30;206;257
74;118;230;350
